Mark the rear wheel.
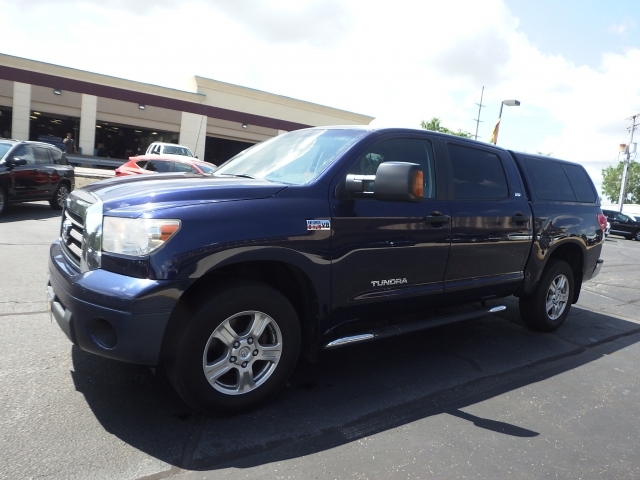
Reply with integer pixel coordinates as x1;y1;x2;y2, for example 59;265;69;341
519;259;574;332
166;283;301;415
49;183;69;210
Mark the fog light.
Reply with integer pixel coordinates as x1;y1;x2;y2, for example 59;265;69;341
90;318;118;349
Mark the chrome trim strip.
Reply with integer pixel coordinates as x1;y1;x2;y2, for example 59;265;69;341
64;210;83;228
69;228;83;243
489;305;506;313
325;334;375;348
81;199;103;273
68;243;83;258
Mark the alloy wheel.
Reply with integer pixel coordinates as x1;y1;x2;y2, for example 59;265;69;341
545;273;569;320
202;310;283;395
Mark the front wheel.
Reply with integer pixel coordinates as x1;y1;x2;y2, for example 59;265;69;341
519;259;574;332
166;283;301;415
634;230;640;241
49;183;69;210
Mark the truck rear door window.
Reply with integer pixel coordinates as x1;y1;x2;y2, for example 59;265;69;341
524;157;577;202
34;146;51;165
448;144;508;199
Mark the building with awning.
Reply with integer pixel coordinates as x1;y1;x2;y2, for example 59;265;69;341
0;53;373;165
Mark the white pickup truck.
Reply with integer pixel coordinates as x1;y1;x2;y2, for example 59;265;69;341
145;142;195;157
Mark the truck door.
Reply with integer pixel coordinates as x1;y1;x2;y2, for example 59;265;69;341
330;135;451;324
33;146;59;198
8;145;39;200
443;142;533;302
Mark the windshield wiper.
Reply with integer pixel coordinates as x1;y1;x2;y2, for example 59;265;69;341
216;173;256;179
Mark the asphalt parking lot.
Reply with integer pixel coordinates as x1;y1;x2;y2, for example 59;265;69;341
1;202;639;480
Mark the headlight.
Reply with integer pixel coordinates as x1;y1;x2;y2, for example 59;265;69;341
102;217;181;256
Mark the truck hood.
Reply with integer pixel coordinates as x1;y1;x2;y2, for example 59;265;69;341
78;173;287;215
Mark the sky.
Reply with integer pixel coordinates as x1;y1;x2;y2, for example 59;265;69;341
2;0;639;199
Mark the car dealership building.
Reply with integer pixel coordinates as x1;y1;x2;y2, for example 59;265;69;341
0;53;373;165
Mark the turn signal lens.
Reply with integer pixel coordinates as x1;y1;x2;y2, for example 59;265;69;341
412;171;424;198
160;223;180;241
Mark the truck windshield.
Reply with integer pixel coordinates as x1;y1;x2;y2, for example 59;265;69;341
0;143;12;160
214;129;368;185
164;145;194;157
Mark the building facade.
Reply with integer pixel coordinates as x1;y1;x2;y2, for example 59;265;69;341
0;54;373;164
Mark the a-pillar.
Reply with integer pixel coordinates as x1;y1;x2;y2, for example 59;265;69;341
12;82;31;140
79;94;97;156
179;112;206;159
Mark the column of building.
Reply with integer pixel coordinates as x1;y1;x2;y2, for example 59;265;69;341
11;82;31;141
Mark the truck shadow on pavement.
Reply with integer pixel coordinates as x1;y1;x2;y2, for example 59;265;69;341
70;301;640;473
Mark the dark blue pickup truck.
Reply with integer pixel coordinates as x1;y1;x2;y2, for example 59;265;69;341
47;127;606;414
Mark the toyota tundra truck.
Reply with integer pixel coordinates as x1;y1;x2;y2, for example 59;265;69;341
47;127;606;414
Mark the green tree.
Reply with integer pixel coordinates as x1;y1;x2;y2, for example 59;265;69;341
420;117;472;138
601;161;640;204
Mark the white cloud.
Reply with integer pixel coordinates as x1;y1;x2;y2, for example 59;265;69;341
2;0;639;196
611;23;628;35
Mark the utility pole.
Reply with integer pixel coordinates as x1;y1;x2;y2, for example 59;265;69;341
617;113;640;211
473;86;485;141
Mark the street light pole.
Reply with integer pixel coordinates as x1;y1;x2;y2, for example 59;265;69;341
617;113;640;211
490;99;520;145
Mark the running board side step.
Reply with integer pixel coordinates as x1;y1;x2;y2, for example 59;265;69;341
324;305;506;349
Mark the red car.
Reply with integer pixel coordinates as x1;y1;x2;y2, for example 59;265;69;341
115;154;217;177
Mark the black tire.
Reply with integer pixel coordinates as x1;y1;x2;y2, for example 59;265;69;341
0;187;6;216
49;182;70;210
634;230;640;242
166;282;301;415
519;259;574;332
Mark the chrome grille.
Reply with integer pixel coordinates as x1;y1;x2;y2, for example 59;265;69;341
61;208;84;268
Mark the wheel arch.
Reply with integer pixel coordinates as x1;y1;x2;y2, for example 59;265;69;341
161;259;322;367
547;241;584;303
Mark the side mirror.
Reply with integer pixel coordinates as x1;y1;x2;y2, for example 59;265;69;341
374;162;423;202
5;157;27;167
336;162;423;202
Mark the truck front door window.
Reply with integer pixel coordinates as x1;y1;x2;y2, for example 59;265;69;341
349;138;437;199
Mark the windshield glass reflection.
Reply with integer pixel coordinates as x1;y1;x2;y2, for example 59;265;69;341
214;129;367;185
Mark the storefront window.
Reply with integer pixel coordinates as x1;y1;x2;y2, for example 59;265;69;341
205;136;255;165
94;121;179;159
0;107;11;138
29;111;79;148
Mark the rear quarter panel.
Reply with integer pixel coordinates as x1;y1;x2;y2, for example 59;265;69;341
510;152;604;295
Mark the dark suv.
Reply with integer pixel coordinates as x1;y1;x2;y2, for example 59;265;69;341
0;140;74;215
602;209;640;241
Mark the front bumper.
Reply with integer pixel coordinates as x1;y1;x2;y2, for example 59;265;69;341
48;240;187;366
